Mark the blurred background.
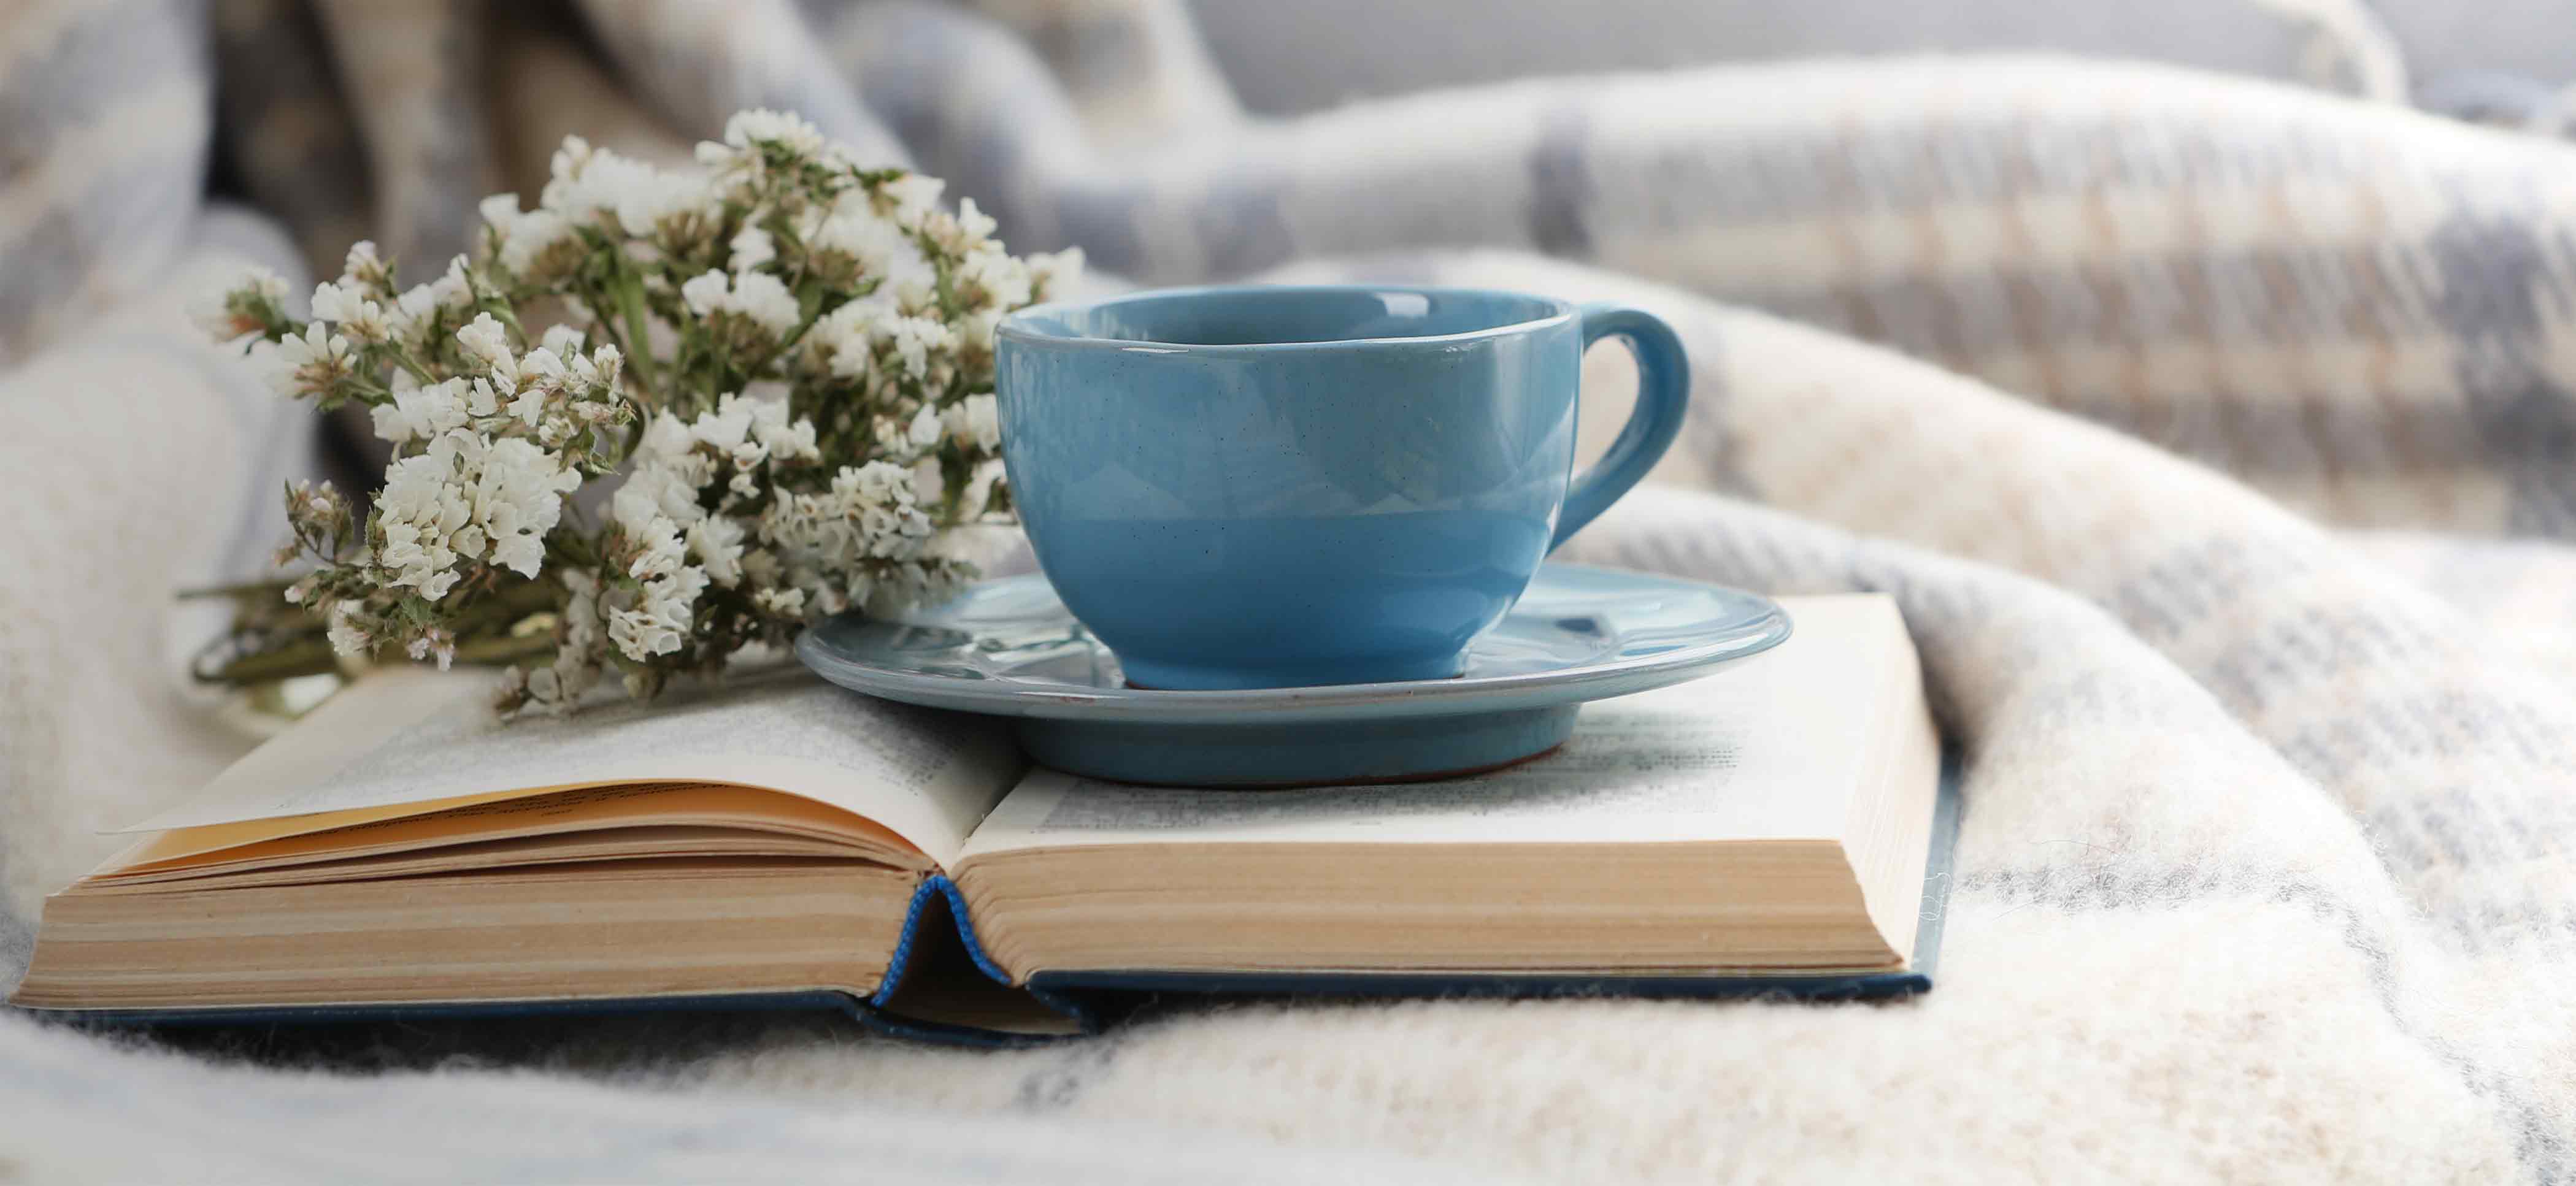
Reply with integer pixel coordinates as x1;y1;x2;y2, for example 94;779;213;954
1195;0;2506;113
18;0;2569;500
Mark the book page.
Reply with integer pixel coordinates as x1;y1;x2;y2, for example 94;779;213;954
960;597;1901;857
103;780;925;878
124;662;1024;869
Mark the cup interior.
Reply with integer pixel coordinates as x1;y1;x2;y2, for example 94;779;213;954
1005;286;1568;347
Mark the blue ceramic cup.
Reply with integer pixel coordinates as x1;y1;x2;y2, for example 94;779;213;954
995;285;1688;691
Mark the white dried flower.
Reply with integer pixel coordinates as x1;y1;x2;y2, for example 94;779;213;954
956;247;1032;311
729;226;776;274
483;193;580;281
369;377;473;444
881;315;955;379
756;408;820;462
944;392;1001;451
1028;247;1084;301
310;280;395;343
688;515;747;586
682;269;799;339
341;241;393;294
810;300;885;378
373;429;580;597
325;603;370;656
260;321;357;398
680;270;731;319
431;255;474;310
406;627;458;670
880;174;945;226
724;108;826;155
732;272;799;334
456;312;515;381
810;203;928;288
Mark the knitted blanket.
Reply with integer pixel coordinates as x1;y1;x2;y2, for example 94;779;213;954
6;1;2575;1181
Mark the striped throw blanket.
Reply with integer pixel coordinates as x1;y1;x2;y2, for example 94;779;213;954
5;1;2574;1181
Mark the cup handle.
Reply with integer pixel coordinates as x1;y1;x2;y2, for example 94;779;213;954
1551;303;1691;551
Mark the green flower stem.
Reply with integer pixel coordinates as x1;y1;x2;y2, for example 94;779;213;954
610;257;660;406
453;633;556;667
452;576;567;630
385;346;437;386
175;578;297;603
198;575;566;687
741;288;828;380
206;635;340;684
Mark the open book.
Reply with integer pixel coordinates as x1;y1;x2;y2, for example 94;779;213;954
12;595;1952;1043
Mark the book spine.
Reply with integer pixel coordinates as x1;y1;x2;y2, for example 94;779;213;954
868;874;1099;1035
869;878;944;1005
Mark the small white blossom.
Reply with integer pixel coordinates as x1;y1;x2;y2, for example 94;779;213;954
729;226;776;274
1026;247;1084;301
920;198;998;256
757;410;820;462
619;170;717;248
310;280;394;342
484;192;579;280
811;203;929;289
956;247;1031;311
570;342;623;395
690;392;757;453
682;269;799;338
680;270;731;319
613;466;702;534
810;300;885;378
325;604;371;656
732;272;799;334
431;255;473;310
518;346;568;395
341;241;392;294
369;377;473;444
880;173;945;226
957;198;997;244
406;627;458;670
609;604;685;659
478;193;520;234
456;312;515;386
753;586;806;618
688;515;747;586
944;392;1001;451
259;321;356;398
881;315;955;379
724;108;826;155
628;521;688;581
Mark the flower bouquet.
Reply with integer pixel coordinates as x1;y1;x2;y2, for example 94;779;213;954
197;110;1078;714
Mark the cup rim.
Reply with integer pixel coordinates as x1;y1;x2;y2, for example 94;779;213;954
996;283;1578;353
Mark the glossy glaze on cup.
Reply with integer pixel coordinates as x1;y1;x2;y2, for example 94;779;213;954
997;285;1686;691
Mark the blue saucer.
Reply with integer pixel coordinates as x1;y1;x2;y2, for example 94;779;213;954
796;564;1791;787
